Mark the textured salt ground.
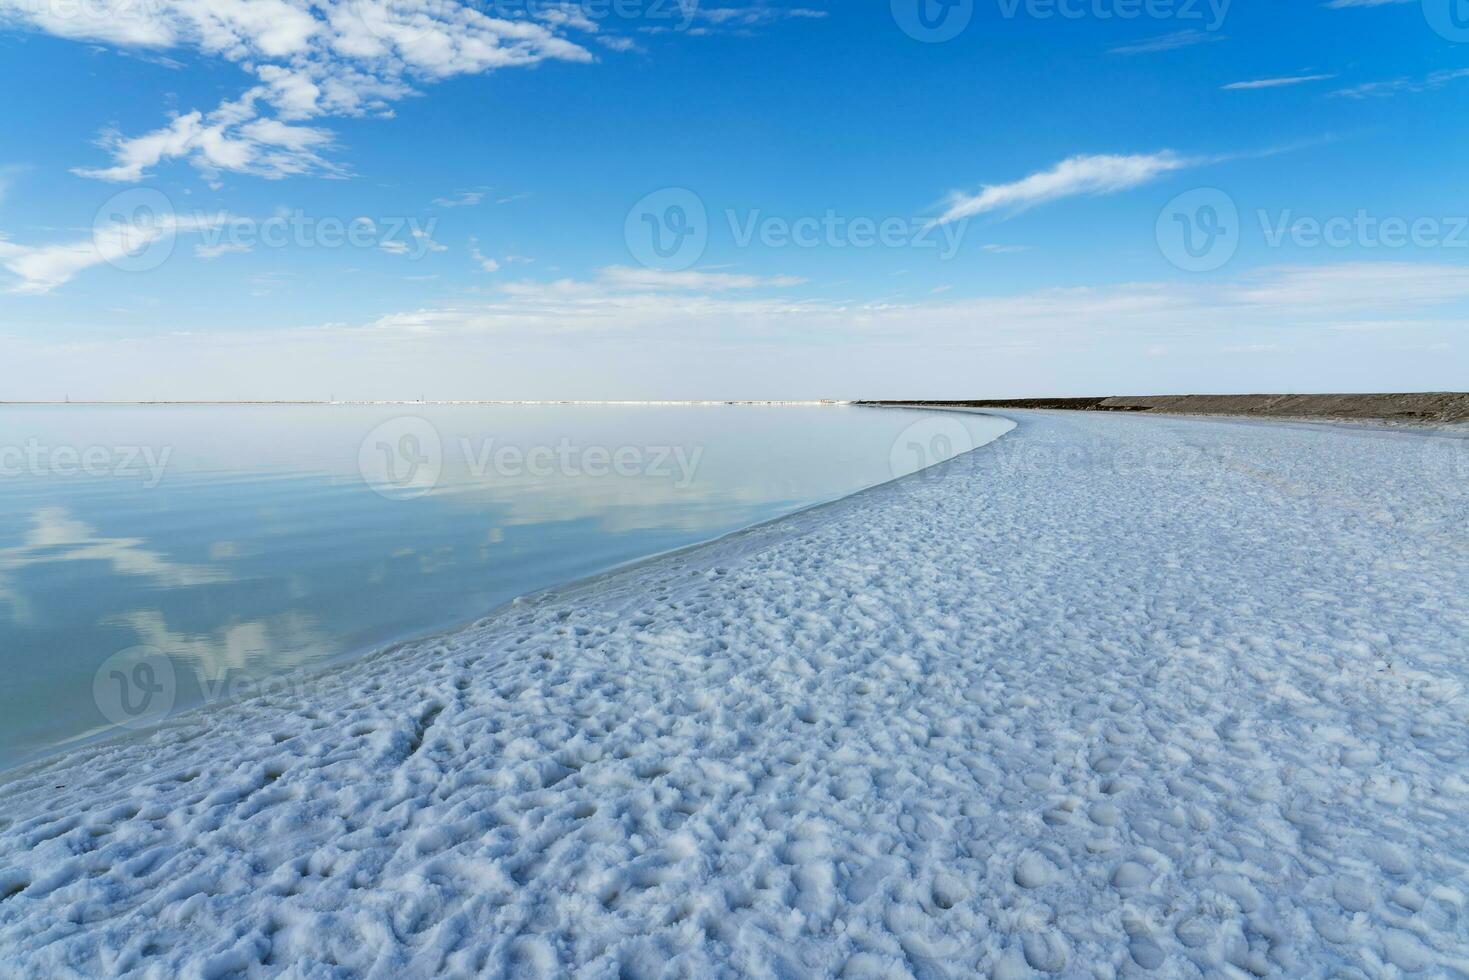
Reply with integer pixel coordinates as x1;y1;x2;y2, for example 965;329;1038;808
1;411;1467;979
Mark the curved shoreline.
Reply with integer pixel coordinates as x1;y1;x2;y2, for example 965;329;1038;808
1;412;1017;782
3;410;1463;977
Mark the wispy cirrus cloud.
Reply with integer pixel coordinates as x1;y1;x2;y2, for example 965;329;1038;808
491;265;807;299
359;261;1469;358
596;266;806;291
0;165;20;204
195;241;252;260
1223;74;1336;90
931;152;1195;227
1331;68;1469;99
0;213;225;294
432;190;487;209
346;260;1469;345
1109;30;1226;55
643;5;828;36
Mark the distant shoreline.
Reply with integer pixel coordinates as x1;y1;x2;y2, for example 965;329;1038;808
7;394;1467;425
857;392;1469;426
0;399;849;407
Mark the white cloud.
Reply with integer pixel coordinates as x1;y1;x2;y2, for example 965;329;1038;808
1331;69;1469;99
1228;262;1469;309
932;152;1194;227
470;243;500;273
3;261;1464;399
1109;30;1226;55
690;6;828;27
195;241;252;259
373;261;1469;340
0;0;596;181
3;1;832;183
596;266;806;291
0;237;118;295
640;5;828;36
74;101;339;183
432;190;486;208
0;213;223;294
1223;74;1336;90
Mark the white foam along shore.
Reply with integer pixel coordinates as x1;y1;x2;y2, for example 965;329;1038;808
2;410;1467;977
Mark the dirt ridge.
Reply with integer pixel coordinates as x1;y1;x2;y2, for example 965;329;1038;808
858;393;1469;425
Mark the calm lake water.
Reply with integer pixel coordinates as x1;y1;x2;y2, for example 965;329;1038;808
0;404;1011;769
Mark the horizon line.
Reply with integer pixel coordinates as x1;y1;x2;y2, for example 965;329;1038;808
0;399;856;407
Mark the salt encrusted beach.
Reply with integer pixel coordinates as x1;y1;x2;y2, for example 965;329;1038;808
2;410;1466;977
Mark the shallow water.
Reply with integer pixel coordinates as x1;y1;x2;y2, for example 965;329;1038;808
0;403;1010;768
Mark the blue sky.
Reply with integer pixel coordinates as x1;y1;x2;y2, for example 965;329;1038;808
0;0;1465;399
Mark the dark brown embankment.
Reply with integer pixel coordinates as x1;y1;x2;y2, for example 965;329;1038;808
856;393;1469;425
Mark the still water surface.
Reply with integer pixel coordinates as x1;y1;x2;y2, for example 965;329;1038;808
0;404;1011;768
